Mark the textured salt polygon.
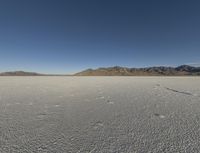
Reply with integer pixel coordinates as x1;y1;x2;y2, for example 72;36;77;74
0;77;200;152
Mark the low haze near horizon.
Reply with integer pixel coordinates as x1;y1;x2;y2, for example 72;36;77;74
0;0;200;74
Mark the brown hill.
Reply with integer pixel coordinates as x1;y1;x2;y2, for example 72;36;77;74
75;65;200;76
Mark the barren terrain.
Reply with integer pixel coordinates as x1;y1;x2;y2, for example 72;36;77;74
0;77;200;153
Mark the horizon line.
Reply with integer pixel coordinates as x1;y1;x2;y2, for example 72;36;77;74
0;64;199;75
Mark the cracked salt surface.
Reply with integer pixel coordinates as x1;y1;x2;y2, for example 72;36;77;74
0;76;200;153
154;113;166;119
107;100;114;104
96;96;105;100
93;121;104;129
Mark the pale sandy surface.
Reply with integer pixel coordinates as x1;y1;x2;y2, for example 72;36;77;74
0;77;200;153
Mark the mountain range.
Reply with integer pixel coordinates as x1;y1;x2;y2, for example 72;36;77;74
75;65;200;76
0;71;43;76
0;65;200;76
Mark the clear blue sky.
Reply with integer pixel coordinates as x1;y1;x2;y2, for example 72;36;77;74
0;0;200;74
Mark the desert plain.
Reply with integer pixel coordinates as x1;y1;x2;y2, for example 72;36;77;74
0;77;200;153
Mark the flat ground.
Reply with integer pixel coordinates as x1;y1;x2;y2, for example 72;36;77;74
0;77;200;153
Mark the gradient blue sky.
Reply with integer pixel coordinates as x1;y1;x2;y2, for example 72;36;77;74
0;0;200;74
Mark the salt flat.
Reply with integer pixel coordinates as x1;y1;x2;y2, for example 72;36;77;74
0;77;200;153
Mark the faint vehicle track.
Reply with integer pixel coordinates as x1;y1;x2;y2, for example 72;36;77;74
164;87;194;96
155;84;199;97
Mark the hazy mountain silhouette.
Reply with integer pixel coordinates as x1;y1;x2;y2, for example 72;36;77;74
0;71;43;76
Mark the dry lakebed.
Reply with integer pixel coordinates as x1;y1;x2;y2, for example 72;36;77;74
0;77;200;153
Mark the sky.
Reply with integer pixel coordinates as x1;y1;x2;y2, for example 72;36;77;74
0;0;200;74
